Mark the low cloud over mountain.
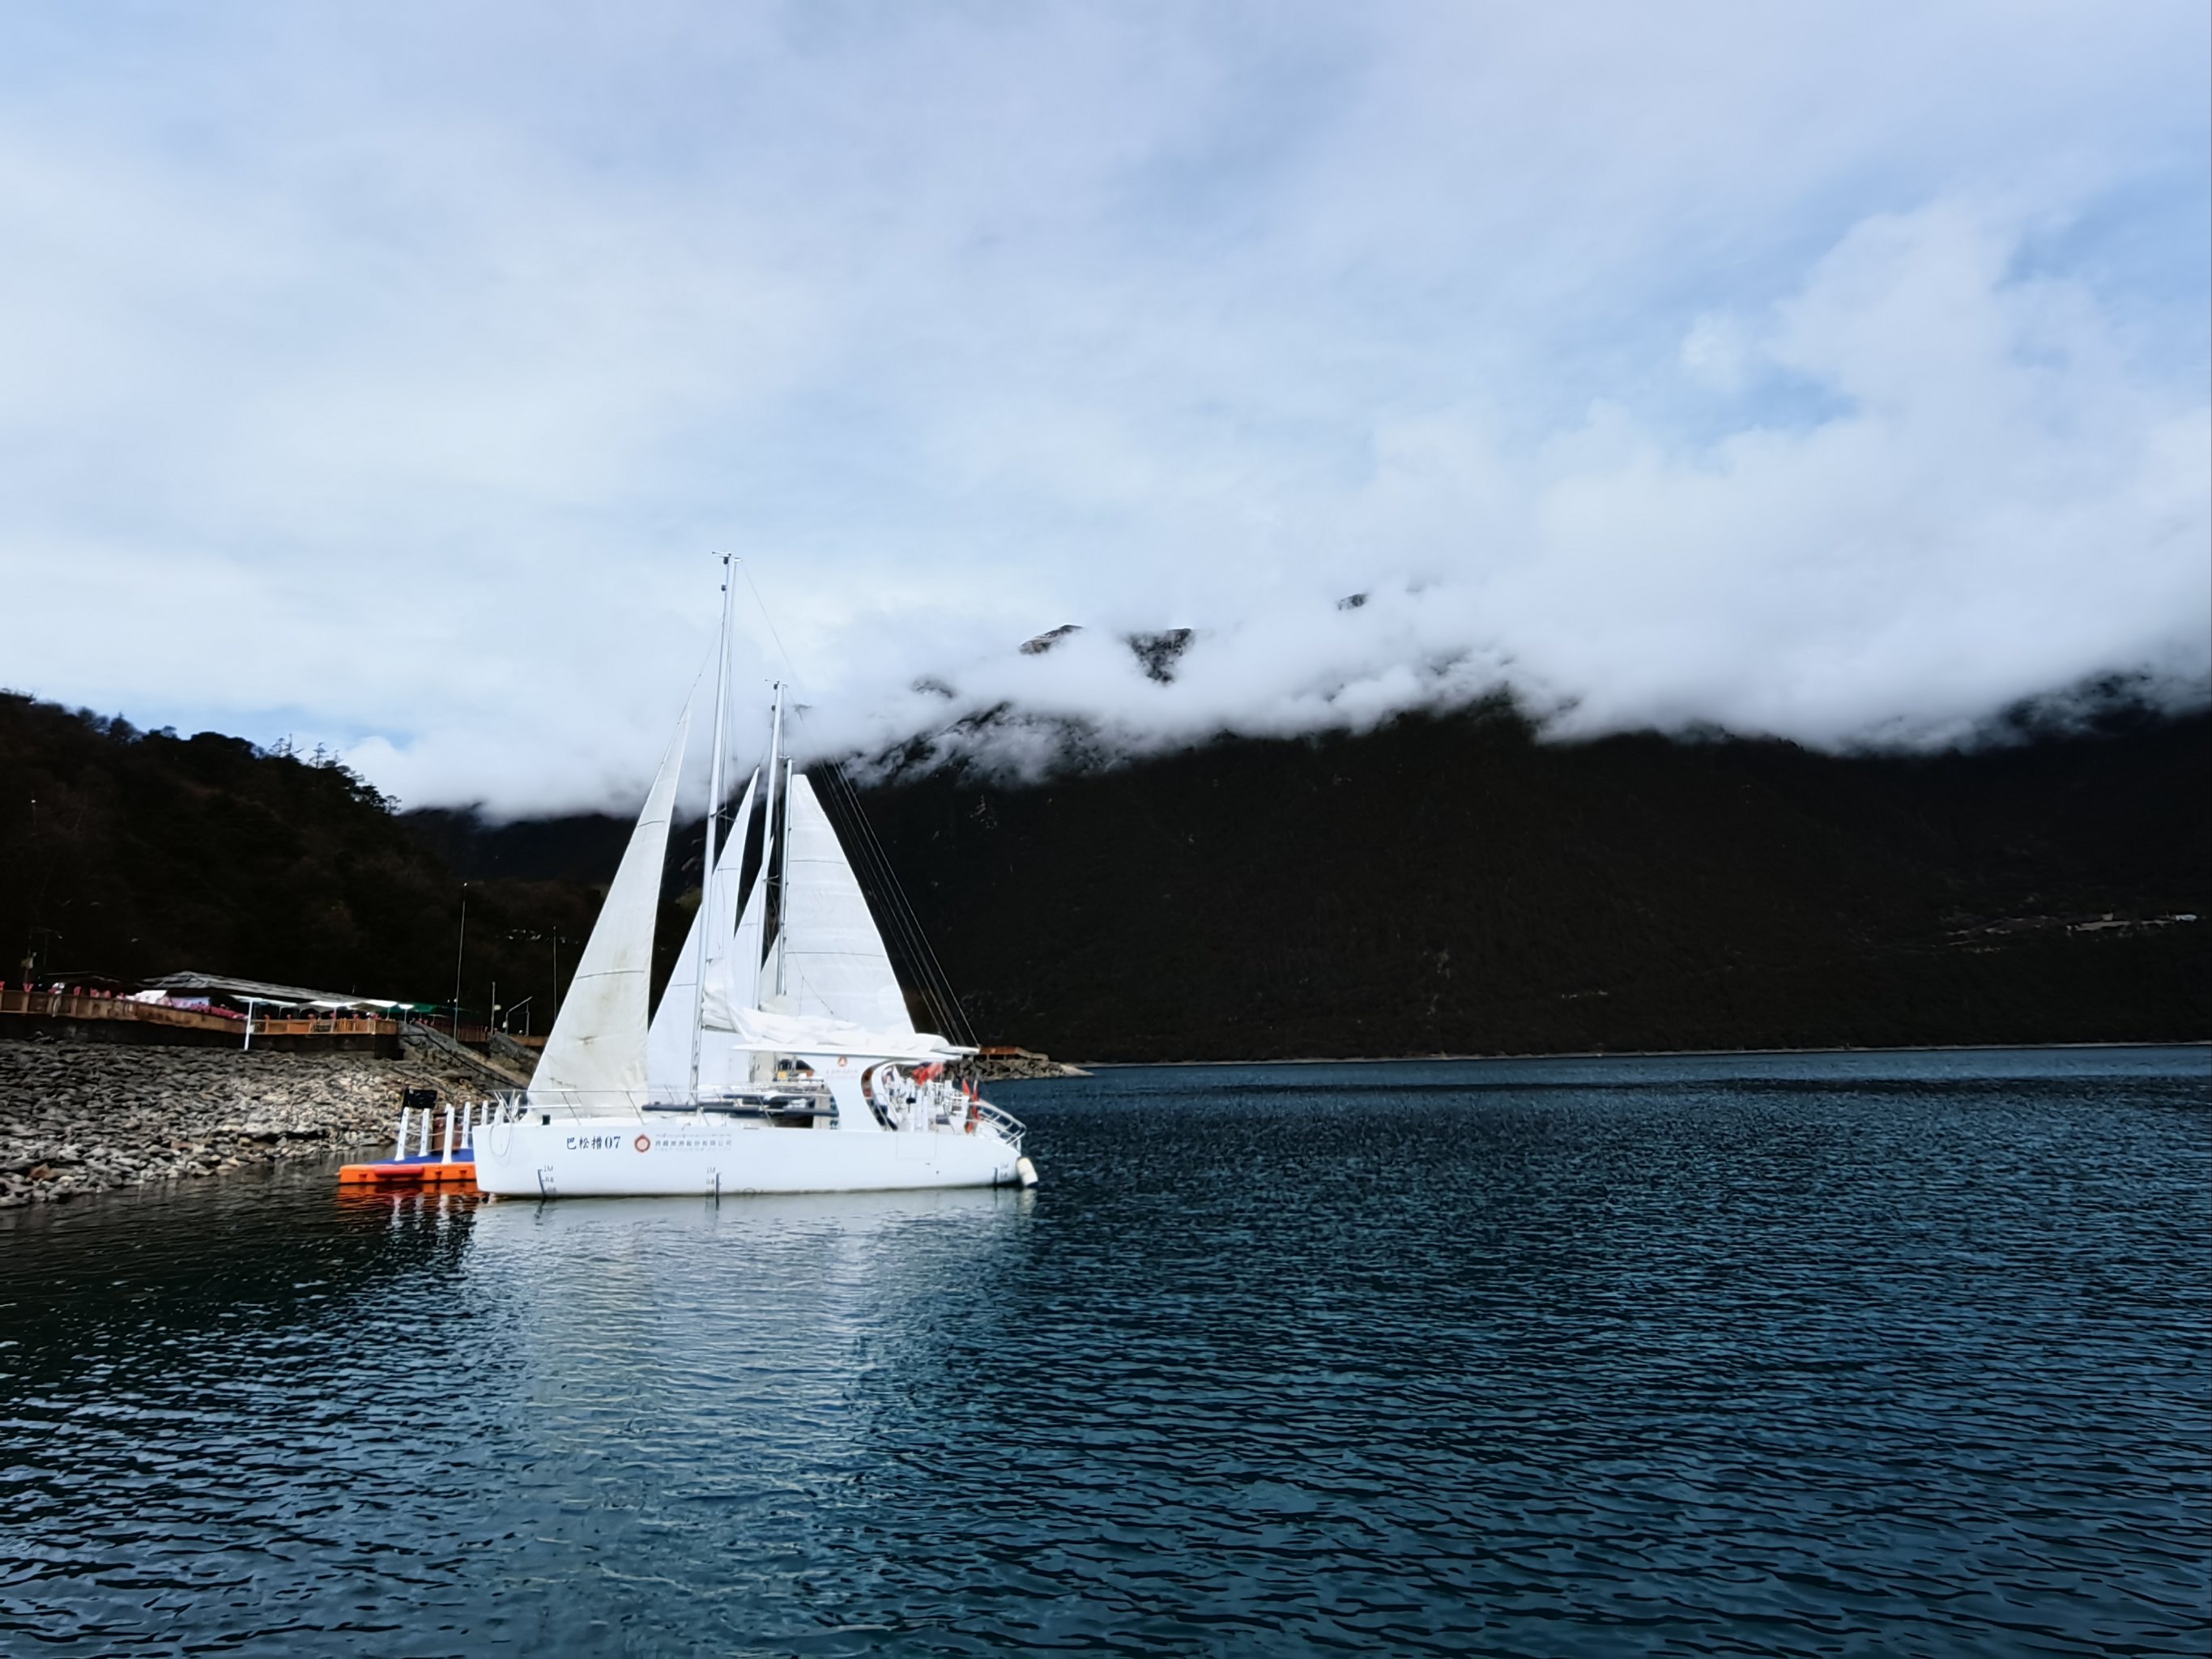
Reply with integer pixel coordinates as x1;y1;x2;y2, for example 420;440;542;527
0;5;2202;812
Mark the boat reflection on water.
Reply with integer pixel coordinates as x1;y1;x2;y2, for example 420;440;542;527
462;1185;1036;1444
469;1181;1034;1248
335;1183;485;1231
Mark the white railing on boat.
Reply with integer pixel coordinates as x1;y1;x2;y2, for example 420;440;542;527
973;1099;1025;1153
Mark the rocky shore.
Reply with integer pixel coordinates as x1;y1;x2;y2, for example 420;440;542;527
972;1053;1089;1081
0;1028;1079;1208
0;1036;507;1207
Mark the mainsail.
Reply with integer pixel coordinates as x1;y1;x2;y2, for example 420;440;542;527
771;774;917;1034
723;864;766;1015
530;708;689;1107
643;769;757;1098
540;681;936;1108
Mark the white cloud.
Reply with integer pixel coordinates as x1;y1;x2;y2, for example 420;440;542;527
0;2;2202;812
1679;316;1752;394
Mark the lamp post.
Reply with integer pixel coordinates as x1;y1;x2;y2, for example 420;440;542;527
452;885;468;1038
23;924;59;989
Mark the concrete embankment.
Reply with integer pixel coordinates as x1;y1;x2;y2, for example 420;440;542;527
0;1037;515;1207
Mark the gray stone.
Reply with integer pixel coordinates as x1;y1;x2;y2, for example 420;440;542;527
0;1038;503;1205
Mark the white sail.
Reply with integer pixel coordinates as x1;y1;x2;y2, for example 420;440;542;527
718;863;767;1017
644;769;757;1100
771;774;917;1034
757;928;781;1019
470;574;1035;1202
531;708;689;1109
673;868;769;1094
706;770;761;979
700;1000;958;1064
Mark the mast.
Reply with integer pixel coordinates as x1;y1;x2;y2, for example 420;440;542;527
778;757;795;999
689;557;735;1102
763;681;786;996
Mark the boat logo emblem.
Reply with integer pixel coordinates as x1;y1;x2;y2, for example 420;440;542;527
837;1056;849;1067
633;1135;651;1154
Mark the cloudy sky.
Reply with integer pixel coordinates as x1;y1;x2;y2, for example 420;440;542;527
2;2;2205;812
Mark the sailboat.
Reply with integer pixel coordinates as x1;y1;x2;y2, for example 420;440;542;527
472;564;1036;1199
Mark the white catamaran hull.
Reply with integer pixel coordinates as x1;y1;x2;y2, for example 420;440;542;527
473;1115;1024;1197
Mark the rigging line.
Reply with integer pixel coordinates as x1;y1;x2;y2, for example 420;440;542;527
842;775;977;1049
731;561;975;1048
812;757;957;1038
831;787;951;1034
819;757;977;1048
735;557;799;684
805;751;950;1038
784;706;953;1038
854;787;980;1046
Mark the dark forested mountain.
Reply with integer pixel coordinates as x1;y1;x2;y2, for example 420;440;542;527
2;688;2204;1056
403;807;635;886
0;694;608;1027
850;701;2207;1059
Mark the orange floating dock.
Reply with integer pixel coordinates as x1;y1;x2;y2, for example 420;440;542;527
337;1156;479;1186
346;1091;490;1187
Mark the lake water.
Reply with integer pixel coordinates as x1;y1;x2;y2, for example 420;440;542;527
2;1047;2206;1657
